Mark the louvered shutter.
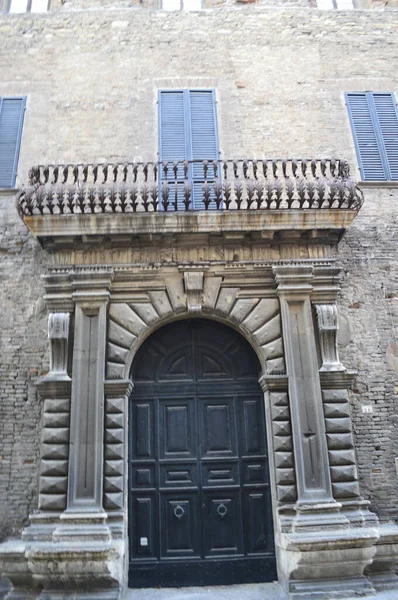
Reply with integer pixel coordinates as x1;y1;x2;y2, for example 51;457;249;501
0;97;26;188
373;93;398;180
159;90;189;211
346;92;398;181
159;89;219;210
189;90;219;209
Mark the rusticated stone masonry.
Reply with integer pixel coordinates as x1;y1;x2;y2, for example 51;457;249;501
104;395;125;513
38;395;70;512
271;391;297;504
323;388;360;501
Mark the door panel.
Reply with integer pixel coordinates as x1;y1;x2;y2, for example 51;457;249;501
202;462;239;487
159;398;197;459
129;319;276;588
200;396;237;457
130;494;157;560
160;463;198;488
161;494;201;558
132;402;154;460
203;491;244;556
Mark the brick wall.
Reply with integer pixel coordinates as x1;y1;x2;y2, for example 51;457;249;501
0;196;49;539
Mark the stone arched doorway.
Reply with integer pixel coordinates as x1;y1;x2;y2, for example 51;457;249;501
128;318;276;588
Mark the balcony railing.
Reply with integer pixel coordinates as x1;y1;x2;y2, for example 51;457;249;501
17;158;363;216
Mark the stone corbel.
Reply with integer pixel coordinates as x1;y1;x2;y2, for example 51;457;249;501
183;271;204;313
315;304;346;372
48;312;70;378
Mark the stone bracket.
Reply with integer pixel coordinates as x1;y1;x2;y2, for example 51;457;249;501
315;304;346;372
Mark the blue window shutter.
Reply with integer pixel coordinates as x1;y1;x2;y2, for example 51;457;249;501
159;90;188;162
0;97;26;188
158;90;190;210
189;90;219;208
372;93;398;181
346;91;398;181
158;89;219;209
346;92;386;181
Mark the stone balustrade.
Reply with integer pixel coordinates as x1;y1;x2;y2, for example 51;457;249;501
17;158;363;216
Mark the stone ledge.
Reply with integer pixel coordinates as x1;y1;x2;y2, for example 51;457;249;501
22;209;359;248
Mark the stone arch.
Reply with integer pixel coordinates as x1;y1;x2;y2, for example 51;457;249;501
103;283;294;517
106;293;285;380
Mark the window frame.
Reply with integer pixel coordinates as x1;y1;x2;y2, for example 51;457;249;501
160;0;203;11
316;0;355;9
345;91;398;182
7;0;50;14
157;88;220;210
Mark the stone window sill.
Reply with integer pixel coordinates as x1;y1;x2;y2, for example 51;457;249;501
358;181;398;189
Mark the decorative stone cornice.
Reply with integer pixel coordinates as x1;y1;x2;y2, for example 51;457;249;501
273;265;314;298
259;374;289;392
319;370;357;389
104;379;133;398
36;377;72;398
312;265;341;303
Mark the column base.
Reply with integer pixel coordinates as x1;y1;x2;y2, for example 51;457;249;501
288;576;374;599
1;540;124;600
340;499;379;528
37;592;120;600
22;514;61;542
278;526;380;599
365;524;398;590
53;511;111;543
292;501;349;532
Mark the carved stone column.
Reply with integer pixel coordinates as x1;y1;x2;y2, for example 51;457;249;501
273;265;347;531
54;273;113;540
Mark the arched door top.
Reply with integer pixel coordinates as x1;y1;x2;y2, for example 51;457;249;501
131;319;261;384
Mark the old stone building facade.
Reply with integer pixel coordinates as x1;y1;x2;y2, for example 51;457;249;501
0;0;398;598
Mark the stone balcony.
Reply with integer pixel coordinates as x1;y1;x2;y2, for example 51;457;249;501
17;158;363;248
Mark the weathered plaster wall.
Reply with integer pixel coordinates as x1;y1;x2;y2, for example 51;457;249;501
0;5;397;536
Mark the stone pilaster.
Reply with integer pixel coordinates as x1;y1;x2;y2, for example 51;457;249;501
55;272;114;541
273;265;347;531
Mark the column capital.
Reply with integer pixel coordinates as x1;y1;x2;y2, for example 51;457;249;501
36;377;72;398
71;270;114;309
272;265;314;297
312;265;342;304
104;379;133;398
258;374;288;392
319;370;357;390
43;273;74;312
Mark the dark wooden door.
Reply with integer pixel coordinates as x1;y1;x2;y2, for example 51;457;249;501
128;319;276;588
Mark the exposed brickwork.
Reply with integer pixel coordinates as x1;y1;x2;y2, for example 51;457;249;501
338;188;398;522
0;4;397;539
0;196;49;539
